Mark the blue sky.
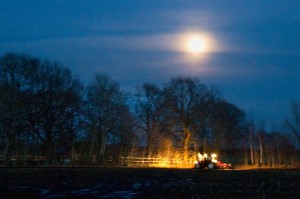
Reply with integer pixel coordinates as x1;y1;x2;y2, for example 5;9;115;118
1;0;300;127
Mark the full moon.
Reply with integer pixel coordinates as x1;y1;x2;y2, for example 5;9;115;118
187;36;205;53
168;31;217;57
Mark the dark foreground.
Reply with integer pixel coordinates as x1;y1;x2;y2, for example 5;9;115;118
0;167;299;198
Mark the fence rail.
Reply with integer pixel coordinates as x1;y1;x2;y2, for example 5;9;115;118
0;155;46;160
0;155;195;168
117;156;194;168
0;155;47;166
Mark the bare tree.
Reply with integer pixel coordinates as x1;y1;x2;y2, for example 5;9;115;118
258;131;264;166
30;61;83;164
248;122;255;165
209;100;246;162
84;74;130;164
134;83;166;157
284;102;300;146
164;77;217;162
0;53;40;165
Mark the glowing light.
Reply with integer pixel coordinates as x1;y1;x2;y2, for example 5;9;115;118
170;31;219;68
180;32;214;56
187;36;205;53
211;153;218;163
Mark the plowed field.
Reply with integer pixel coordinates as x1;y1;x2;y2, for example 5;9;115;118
0;168;299;198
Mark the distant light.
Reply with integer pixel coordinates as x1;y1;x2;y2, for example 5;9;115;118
187;36;205;53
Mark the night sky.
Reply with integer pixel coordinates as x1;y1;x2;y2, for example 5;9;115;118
1;0;300;127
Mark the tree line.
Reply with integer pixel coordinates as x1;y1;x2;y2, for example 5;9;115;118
0;53;299;167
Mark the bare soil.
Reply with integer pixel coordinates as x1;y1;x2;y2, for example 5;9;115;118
0;167;299;198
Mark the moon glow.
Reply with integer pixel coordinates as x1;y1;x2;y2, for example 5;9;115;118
187;36;205;53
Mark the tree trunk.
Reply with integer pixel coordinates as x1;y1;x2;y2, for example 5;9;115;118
258;133;263;166
99;132;106;164
130;136;137;156
45;139;54;165
183;127;191;163
147;133;153;158
274;135;282;165
249;127;254;165
243;138;248;165
214;128;221;155
3;142;12;166
88;137;95;163
276;143;281;165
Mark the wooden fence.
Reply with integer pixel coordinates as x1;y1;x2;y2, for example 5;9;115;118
117;156;195;168
0;155;47;166
0;155;195;168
